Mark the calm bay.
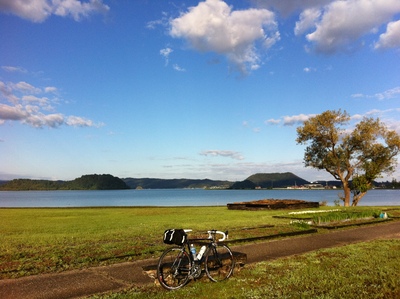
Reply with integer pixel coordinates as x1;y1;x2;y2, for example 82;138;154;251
0;189;399;207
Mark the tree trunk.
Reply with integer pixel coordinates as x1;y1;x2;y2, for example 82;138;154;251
342;183;351;207
352;191;367;206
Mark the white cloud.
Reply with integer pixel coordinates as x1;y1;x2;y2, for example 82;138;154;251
200;150;244;160
351;86;400;100
0;103;27;121
303;67;316;72
13;81;41;94
160;47;173;66
251;0;331;17
0;0;109;23
374;87;400;100
66;115;100;127
169;0;279;74
283;113;315;126
294;7;321;35
303;0;400;53
1;66;28;73
265;118;281;125
350;109;400;134
44;86;58;93
173;64;186;72
0;77;102;128
375;20;400;49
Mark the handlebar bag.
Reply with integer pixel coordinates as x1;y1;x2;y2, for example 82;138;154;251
163;229;187;245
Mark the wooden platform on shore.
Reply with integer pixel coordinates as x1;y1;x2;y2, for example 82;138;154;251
227;199;319;210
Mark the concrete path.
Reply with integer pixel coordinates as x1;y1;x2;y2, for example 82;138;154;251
1;221;399;299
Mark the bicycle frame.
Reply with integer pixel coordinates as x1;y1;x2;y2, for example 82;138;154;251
157;229;234;289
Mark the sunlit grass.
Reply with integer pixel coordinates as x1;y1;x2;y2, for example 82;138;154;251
0;206;395;279
0;207;303;278
91;239;400;299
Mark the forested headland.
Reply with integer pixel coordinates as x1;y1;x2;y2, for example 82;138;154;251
0;174;129;191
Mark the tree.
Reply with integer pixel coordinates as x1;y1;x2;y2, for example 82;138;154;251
296;110;400;207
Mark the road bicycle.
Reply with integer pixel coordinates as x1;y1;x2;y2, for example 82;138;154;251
157;229;235;290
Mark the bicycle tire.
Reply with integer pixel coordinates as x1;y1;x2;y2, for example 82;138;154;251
204;244;234;282
157;247;191;290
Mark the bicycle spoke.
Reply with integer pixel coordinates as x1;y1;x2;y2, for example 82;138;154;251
157;247;191;290
205;244;234;282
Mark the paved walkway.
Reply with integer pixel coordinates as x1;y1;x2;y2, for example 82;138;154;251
1;221;399;299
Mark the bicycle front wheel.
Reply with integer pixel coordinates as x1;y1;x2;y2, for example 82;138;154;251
157;247;191;290
205;244;234;282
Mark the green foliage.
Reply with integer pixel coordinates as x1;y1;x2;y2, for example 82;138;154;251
351;174;372;193
0;179;64;190
67;174;129;190
312;209;381;224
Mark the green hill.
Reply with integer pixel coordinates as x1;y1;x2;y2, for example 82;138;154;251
0;174;129;191
123;178;232;189
230;172;309;189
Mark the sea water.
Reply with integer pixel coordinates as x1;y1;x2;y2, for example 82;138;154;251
0;189;399;207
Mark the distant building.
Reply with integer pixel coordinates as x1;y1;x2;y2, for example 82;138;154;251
303;183;324;189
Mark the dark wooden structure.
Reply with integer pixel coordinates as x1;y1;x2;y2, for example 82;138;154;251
227;199;319;210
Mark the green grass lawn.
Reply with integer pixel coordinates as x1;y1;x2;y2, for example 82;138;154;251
91;239;400;299
1;206;398;280
0;206;310;278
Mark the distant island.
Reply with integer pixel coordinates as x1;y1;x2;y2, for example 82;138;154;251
0;172;397;191
0;174;129;191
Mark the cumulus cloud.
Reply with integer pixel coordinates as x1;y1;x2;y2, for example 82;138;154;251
297;0;400;53
169;0;280;73
0;0;109;23
251;0;331;16
375;20;400;49
0;75;102;128
200;150;244;160
294;7;321;35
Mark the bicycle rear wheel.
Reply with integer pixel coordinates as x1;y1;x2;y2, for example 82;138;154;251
157;247;191;290
204;244;234;282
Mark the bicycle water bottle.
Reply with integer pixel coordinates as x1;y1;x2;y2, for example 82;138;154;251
190;244;197;260
197;245;206;260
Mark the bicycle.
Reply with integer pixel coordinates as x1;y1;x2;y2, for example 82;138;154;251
157;229;235;290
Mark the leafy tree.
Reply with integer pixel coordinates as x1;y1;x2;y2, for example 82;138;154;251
296;110;400;206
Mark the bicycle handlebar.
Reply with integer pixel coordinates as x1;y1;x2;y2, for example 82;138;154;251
183;229;228;242
207;230;228;242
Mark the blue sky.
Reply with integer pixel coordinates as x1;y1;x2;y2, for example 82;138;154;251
1;0;400;182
